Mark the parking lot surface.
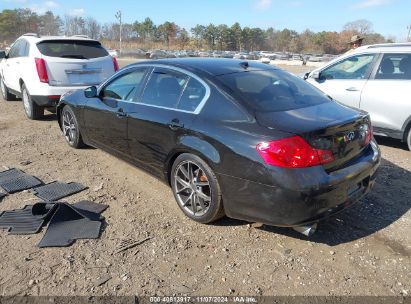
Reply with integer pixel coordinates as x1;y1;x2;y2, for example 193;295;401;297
0;61;410;297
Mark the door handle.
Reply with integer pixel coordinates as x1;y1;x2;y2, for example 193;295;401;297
168;119;184;130
346;87;359;92
116;108;127;118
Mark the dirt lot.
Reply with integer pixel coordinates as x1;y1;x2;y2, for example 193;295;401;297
0;61;410;297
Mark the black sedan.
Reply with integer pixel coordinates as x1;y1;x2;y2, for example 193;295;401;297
57;58;380;235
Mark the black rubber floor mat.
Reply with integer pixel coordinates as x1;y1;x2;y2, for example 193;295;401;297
72;201;108;214
38;202;103;248
0;202;56;234
32;181;87;201
0;168;42;194
0;168;23;183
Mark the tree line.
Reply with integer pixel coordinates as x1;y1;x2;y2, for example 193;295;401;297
0;8;392;54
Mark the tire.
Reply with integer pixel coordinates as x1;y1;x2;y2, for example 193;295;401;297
61;105;85;149
407;128;411;151
1;77;15;101
171;153;225;223
21;84;43;120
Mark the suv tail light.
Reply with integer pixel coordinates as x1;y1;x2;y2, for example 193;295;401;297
35;58;48;83
256;136;334;168
112;56;119;72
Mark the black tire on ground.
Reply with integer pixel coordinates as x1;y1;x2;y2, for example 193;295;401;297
171;153;225;223
21;84;44;120
407;128;411;151
1;77;15;101
61;105;85;149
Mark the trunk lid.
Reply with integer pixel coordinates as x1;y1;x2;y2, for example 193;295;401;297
256;102;372;171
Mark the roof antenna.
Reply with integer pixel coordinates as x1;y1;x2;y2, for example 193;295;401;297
239;61;249;69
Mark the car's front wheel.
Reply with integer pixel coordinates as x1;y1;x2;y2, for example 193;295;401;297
22;84;44;120
171;153;225;223
1;78;15;101
407;128;411;151
61;105;84;148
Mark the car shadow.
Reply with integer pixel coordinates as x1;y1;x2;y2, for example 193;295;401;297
217;158;410;246
374;135;408;151
42;113;58;121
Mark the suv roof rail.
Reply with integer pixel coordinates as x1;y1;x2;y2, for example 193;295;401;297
71;34;89;38
22;33;40;38
366;43;411;49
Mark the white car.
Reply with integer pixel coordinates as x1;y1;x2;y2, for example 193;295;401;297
0;33;118;119
305;43;411;150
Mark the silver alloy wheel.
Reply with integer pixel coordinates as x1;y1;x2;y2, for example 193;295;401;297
62;110;77;145
174;160;212;216
22;88;31;115
1;79;6;99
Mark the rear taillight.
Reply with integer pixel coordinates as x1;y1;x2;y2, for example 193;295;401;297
112;56;119;72
256;136;334;168
365;122;373;146
35;58;48;83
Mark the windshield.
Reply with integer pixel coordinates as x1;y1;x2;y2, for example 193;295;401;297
37;40;109;59
218;69;331;112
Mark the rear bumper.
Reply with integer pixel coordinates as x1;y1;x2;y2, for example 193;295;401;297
28;83;90;106
218;140;381;227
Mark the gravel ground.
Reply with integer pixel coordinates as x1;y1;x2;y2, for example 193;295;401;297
0;61;410;297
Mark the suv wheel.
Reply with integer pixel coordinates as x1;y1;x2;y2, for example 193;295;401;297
171;153;225;223
22;84;43;120
61;105;84;148
1;78;15;101
407;128;411;151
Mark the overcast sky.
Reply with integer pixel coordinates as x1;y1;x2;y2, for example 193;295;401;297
1;0;410;40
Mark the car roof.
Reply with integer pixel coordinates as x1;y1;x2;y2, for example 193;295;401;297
353;43;411;54
132;57;278;76
310;43;411;73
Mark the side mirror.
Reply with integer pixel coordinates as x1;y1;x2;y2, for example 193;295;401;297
0;51;6;59
311;70;321;79
84;86;98;98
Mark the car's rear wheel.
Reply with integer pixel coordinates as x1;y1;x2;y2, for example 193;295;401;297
407;128;411;151
171;153;225;223
1;78;15;101
61;105;84;149
22;84;43;120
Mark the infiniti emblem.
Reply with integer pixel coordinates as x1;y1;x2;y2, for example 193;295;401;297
344;131;356;142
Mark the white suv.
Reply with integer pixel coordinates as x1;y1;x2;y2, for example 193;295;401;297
305;43;411;150
0;33;119;119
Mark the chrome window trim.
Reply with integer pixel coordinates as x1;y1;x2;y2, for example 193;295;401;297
98;63;211;115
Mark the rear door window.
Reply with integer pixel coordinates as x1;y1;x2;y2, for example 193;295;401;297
141;68;188;109
7;40;22;58
37;40;109;59
375;53;411;80
177;78;206;111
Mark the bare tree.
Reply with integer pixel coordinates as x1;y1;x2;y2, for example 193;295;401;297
85;17;101;39
343;19;373;35
64;15;86;36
